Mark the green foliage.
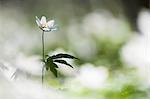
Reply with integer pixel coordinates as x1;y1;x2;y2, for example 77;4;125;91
45;56;58;77
54;60;73;68
44;53;78;77
51;53;78;60
104;84;148;99
96;40;124;69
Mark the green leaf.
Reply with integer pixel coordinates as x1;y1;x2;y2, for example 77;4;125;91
51;53;78;60
45;57;58;69
50;67;58;77
54;59;73;68
44;53;78;77
52;62;59;68
45;57;52;63
45;56;58;77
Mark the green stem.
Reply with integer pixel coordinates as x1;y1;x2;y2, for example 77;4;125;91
42;31;45;84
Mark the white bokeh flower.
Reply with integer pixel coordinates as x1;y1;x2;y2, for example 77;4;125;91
82;11;131;42
36;16;57;32
15;53;42;76
77;63;109;89
121;10;150;86
0;74;67;99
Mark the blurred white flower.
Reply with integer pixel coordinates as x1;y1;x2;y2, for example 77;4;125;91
121;10;150;86
36;16;57;32
122;35;149;67
67;22;97;60
0;74;67;99
15;53;42;76
82;11;131;42
138;10;150;37
77;63;108;89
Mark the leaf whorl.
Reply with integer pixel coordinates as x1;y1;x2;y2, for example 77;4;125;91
44;53;78;77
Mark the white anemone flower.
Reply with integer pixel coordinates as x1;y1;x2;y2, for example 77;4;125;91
36;16;57;32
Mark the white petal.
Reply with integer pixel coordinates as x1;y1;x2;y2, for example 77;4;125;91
40;16;47;25
35;16;41;27
51;27;57;31
47;20;55;28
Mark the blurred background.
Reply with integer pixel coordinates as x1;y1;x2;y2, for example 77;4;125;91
0;0;150;99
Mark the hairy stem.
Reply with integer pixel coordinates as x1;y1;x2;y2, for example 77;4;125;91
42;31;45;84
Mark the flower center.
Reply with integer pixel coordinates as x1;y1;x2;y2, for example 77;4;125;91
42;23;47;28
